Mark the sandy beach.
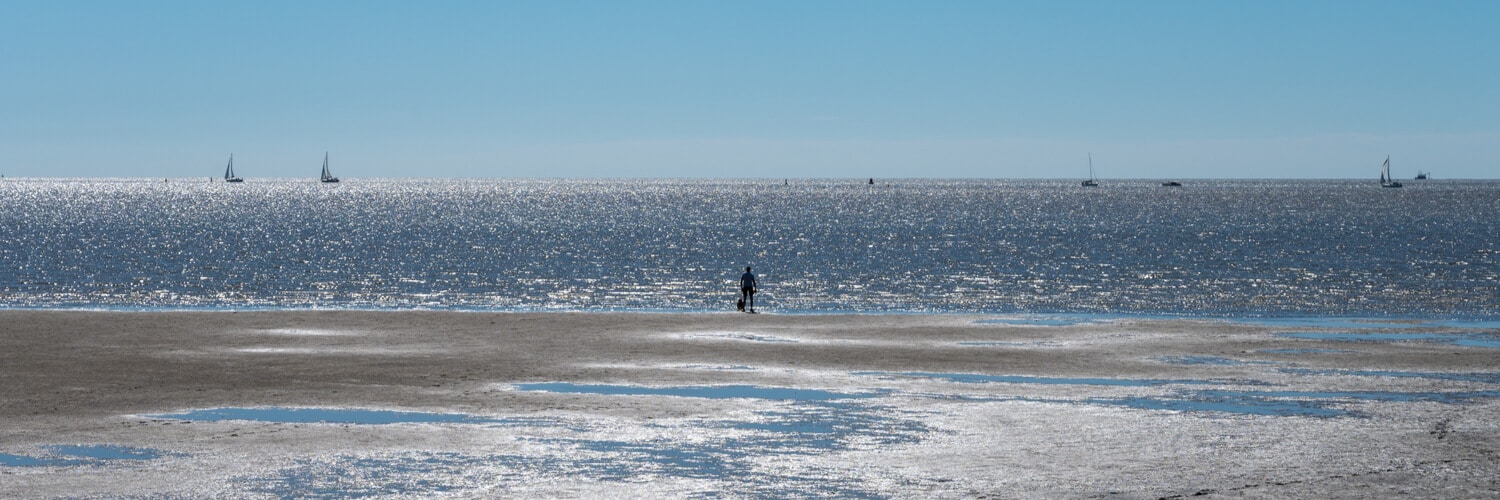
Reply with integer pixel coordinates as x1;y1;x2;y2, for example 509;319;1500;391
1;310;1497;498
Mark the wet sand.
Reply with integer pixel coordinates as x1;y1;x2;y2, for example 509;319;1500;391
1;311;1497;498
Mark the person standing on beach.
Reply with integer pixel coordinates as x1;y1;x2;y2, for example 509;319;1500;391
739;266;757;313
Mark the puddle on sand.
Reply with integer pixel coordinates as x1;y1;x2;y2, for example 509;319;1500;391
1094;394;1351;418
855;371;1500;418
976;315;1100;326
1226;389;1500;404
1155;356;1274;366
256;328;356;336
1235;318;1422;329
1257;348;1354;354
685;332;798;343
0;453;63;467
514;383;875;401
240;385;923;498
244;442;888;498
239;452;493;498
145;407;553;426
1239;318;1500;330
1280;368;1500;385
1280;332;1500;347
47;444;166;460
853;371;1217;387
679;364;758;371
1450;337;1500;348
1089;388;1500;418
955;341;1062;347
0;445;171;468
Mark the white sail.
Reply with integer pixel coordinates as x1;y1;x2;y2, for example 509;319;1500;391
224;154;242;182
1081;153;1099;187
320;152;339;183
1380;156;1401;188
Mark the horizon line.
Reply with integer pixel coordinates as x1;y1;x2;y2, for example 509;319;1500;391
0;176;1491;182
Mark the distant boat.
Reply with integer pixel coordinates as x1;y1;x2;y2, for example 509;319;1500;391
223;154;243;183
1415;171;1429;180
1081;153;1099;187
1161;181;1182;187
320;152;339;183
1379;156;1402;188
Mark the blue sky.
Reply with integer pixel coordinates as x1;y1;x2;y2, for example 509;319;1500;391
3;1;1497;179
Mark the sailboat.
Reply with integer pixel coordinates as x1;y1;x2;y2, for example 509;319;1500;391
223;154;243;183
319;152;339;183
1379;156;1402;188
1415;170;1429;180
1081;153;1099;187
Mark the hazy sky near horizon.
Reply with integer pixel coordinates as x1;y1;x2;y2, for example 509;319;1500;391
4;1;1497;179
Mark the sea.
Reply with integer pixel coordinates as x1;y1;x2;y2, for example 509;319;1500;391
1;177;1496;319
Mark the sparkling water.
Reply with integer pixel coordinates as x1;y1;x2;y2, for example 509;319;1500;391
1;177;1495;317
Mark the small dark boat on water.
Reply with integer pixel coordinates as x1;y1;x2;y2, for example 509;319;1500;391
1161;181;1182;187
1081;153;1099;187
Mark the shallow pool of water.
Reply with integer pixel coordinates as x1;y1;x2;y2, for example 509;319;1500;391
854;371;1218;387
1280;332;1500;347
976;315;1101;326
145;407;548;426
1452;337;1500;348
514;383;874;401
1097;394;1351;418
1280;368;1500;385
1239;318;1500;330
1156;356;1274;366
0;445;171;468
236;384;922;498
685;332;798;343
0;453;63;467
1090;387;1500;418
1256;348;1354;354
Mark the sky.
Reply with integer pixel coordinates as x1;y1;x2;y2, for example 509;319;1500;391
3;1;1497;179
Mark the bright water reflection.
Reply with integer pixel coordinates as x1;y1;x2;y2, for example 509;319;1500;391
514;382;875;401
2;178;1497;316
0;445;171;467
239;384;921;498
853;371;1218;386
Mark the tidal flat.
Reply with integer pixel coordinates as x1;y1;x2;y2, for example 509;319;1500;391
1;311;1497;498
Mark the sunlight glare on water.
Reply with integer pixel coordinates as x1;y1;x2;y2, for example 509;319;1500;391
1;178;1496;317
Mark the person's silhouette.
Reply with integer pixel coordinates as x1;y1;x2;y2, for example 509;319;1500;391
739;267;757;313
